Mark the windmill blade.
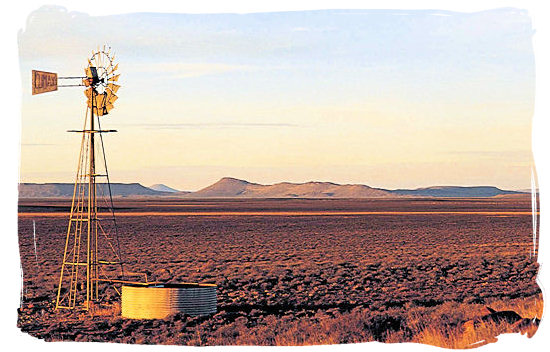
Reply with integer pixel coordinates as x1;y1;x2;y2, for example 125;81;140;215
94;103;113;116
107;83;120;93
96;93;107;108
105;103;114;112
104;89;114;101
105;89;118;103
93;107;106;116
86;94;105;109
84;87;93;101
108;63;119;75
105;60;114;72
107;94;118;104
84;89;109;110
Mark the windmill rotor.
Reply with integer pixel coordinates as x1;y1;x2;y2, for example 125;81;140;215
84;47;120;116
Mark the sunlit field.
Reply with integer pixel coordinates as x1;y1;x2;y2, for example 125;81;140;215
18;196;541;347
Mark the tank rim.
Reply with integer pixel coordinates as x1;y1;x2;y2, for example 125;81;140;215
122;282;217;288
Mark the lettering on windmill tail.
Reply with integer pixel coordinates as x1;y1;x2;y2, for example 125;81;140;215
32;70;58;94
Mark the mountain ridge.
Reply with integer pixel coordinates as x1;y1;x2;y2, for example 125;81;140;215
18;179;525;198
389;186;520;198
18;182;171;198
184;177;391;198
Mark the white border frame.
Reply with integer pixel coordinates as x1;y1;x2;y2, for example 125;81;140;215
2;2;548;352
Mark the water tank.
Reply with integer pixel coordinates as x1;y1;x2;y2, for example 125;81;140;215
121;283;217;319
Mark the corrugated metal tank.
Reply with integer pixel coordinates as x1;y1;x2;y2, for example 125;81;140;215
121;283;217;319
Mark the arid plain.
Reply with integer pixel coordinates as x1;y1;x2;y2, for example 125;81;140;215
17;196;541;347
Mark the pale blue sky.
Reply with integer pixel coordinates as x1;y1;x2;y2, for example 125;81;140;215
19;6;535;190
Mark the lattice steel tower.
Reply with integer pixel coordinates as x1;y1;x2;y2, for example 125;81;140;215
55;47;123;310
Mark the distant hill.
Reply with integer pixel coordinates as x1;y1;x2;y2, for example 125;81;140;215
148;184;180;193
187;177;394;198
188;177;257;197
18;183;171;198
18;180;525;199
389;186;523;198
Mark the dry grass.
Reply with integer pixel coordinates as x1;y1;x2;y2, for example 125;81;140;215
89;301;121;317
410;294;543;349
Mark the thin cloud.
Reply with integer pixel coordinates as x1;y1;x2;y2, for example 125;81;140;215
126;62;254;79
445;150;532;159
21;143;58;146
124;122;300;130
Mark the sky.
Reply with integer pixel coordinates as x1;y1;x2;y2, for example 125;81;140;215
18;6;535;191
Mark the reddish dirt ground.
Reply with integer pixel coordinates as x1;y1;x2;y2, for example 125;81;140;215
17;196;542;346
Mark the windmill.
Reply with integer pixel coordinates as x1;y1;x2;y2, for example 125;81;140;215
32;45;123;310
33;46;217;318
